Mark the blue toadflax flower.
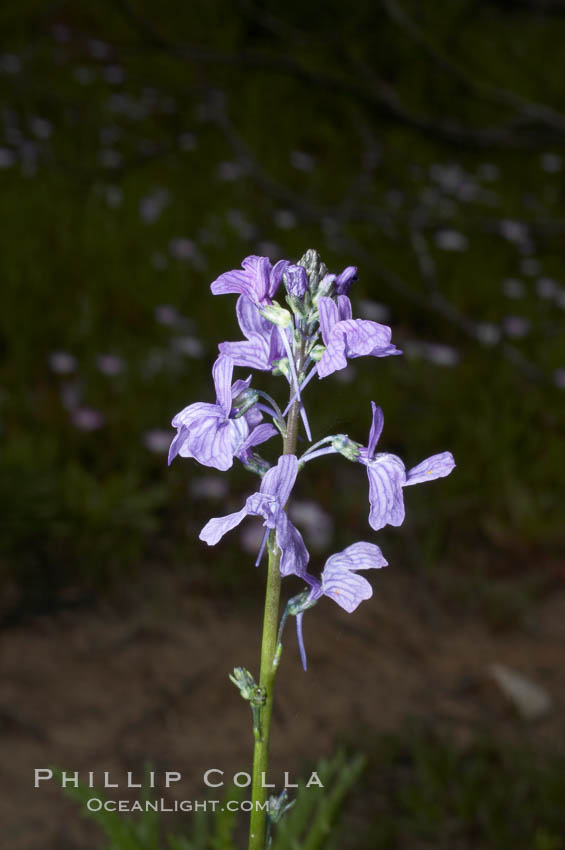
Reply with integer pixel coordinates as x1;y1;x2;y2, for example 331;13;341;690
199;454;309;577
317;295;401;378
360;402;456;531
295;542;388;668
168;355;273;471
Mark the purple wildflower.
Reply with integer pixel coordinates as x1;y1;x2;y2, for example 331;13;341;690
296;542;387;669
199;455;309;578
360;402;455;531
317;296;401;378
168;356;272;471
211;255;288;307
219;295;286;371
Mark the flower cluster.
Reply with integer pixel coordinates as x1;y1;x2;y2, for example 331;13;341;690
169;250;455;668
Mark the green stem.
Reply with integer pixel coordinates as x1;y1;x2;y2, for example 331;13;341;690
248;370;303;850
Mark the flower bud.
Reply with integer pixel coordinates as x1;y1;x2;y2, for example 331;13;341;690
229;667;257;701
272;357;290;378
308;344;326;362
232;388;259;418
332;434;362;461
286;590;318;616
241;453;271;476
312;273;336;304
260;302;293;327
298;249;327;295
267;789;295;824
283;264;308;298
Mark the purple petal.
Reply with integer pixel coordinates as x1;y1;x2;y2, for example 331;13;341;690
366;453;406;531
326;541;388;573
186;418;235;471
231;374;252;398
318;297;339;345
260;454;298;504
405;451;456;486
244;422;277;449
219;337;271;370
275;512;310;577
340;319;392;358
212;356;233;415
242;255;272;303
316;332;348;377
285;264;308;297
336;295;353;321
236;295;270;340
171;401;219;428
168;424;188;465
367;402;384;460
270;259;289;298
335;266;358;296
199;506;249;545
210;268;249;298
321;566;374;613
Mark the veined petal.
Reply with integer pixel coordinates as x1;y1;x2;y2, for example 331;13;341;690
236;295;270;340
366;453;406;530
318;297;339;345
210;268;250;297
212;356;234;415
321;566;374;613
187;418;234;470
199;506;249;545
336;294;353;321
335;266;357;296
242;423;277;450
168;424;189;466
405;451;456;486
260;454;298;504
245;493;280;528
367;402;384;460
270;259;289;298
219;337;271;371
242;255;272;303
340;319;392;358
275;512;310;577
325;541;388;573
171;402;220;428
316;331;348;377
231;374;252;398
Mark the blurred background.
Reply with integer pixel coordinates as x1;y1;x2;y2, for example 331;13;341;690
1;1;565;848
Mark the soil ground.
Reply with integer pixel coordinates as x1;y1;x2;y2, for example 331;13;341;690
1;565;564;850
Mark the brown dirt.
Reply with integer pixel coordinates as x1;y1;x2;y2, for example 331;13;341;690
1;566;564;850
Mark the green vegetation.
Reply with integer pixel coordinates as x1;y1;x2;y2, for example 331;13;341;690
1;1;564;615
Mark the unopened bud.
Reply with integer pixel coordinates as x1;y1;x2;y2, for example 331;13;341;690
308;344;325;362
313;273;336;304
232;388;259;418
241;453;271;476
272;357;290;378
283;265;308;298
268;789;295;823
229;667;257;701
260;302;292;328
332;434;362;461
298;248;327;294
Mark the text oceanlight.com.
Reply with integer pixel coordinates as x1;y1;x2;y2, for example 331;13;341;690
86;799;271;813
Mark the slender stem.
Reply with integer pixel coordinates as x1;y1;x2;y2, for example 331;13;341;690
248;385;301;850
